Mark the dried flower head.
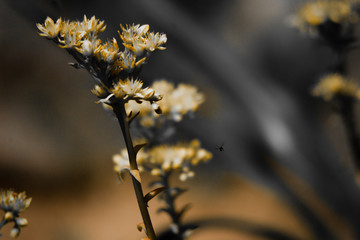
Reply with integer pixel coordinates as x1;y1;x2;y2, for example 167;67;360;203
0;190;31;239
289;0;359;35
119;24;167;56
37;16;166;110
312;73;360;100
95;38;119;63
0;190;31;214
36;17;63;39
126;80;205;127
113;140;212;181
110;78;162;103
77;15;106;36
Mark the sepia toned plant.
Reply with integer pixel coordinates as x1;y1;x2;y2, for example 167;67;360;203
37;15;169;240
37;13;213;239
312;73;360;101
0;190;32;239
291;1;360;183
289;0;360;49
125;80;205;127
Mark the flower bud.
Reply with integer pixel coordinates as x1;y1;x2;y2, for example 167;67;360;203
10;228;20;238
4;211;14;221
16;218;28;227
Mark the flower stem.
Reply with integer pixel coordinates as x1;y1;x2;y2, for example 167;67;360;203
339;98;360;173
113;103;157;240
160;173;184;240
0;217;6;233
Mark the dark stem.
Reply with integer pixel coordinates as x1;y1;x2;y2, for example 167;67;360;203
161;173;184;240
339;98;360;173
331;38;360;175
0;218;6;230
113;103;157;240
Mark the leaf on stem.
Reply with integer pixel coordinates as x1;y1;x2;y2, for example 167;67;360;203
130;169;142;183
117;169;129;183
114;163;131;183
68;62;82;69
137;222;148;236
157;207;172;215
169;187;188;199
176;203;192;220
134;143;147;156
148;180;164;188
144;187;166;206
127;111;140;125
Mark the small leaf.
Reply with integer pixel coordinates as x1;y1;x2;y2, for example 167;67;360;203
144;187;166;205
182;225;199;238
157;207;172;215
115;164;131;183
130;169;141;183
68;62;81;69
169;187;188;199
137;222;146;233
148;181;164;188
176;203;192;220
97;93;115;105
134;143;147;156
117;171;127;183
128;111;140;125
154;106;162;114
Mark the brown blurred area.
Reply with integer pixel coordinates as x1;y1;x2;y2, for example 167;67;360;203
2;0;360;239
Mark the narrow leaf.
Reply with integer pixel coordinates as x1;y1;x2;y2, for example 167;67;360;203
157;207;172;215
144;187;166;205
115;165;131;183
130;169;141;183
134;143;147;156
176;203;192;220
128;111;140;125
68;62;82;69
117;171;127;183
148;181;164;188
169;187;188;198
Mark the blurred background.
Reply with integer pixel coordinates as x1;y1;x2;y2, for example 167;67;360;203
1;0;360;239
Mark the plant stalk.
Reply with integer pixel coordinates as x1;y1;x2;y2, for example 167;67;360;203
160;173;184;240
339;99;360;173
113;103;157;240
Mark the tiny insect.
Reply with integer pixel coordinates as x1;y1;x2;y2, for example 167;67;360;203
216;143;224;152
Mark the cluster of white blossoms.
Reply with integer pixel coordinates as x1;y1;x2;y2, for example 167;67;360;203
125;80;205;127
37;16;166;108
0;190;32;238
313;73;360;100
113;139;212;181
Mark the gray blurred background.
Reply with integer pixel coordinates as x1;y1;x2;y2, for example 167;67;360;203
1;0;360;239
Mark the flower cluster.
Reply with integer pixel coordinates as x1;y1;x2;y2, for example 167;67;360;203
37;16;166;108
312;73;360;100
113;139;212;181
289;0;360;36
125;80;205;127
0;190;32;238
